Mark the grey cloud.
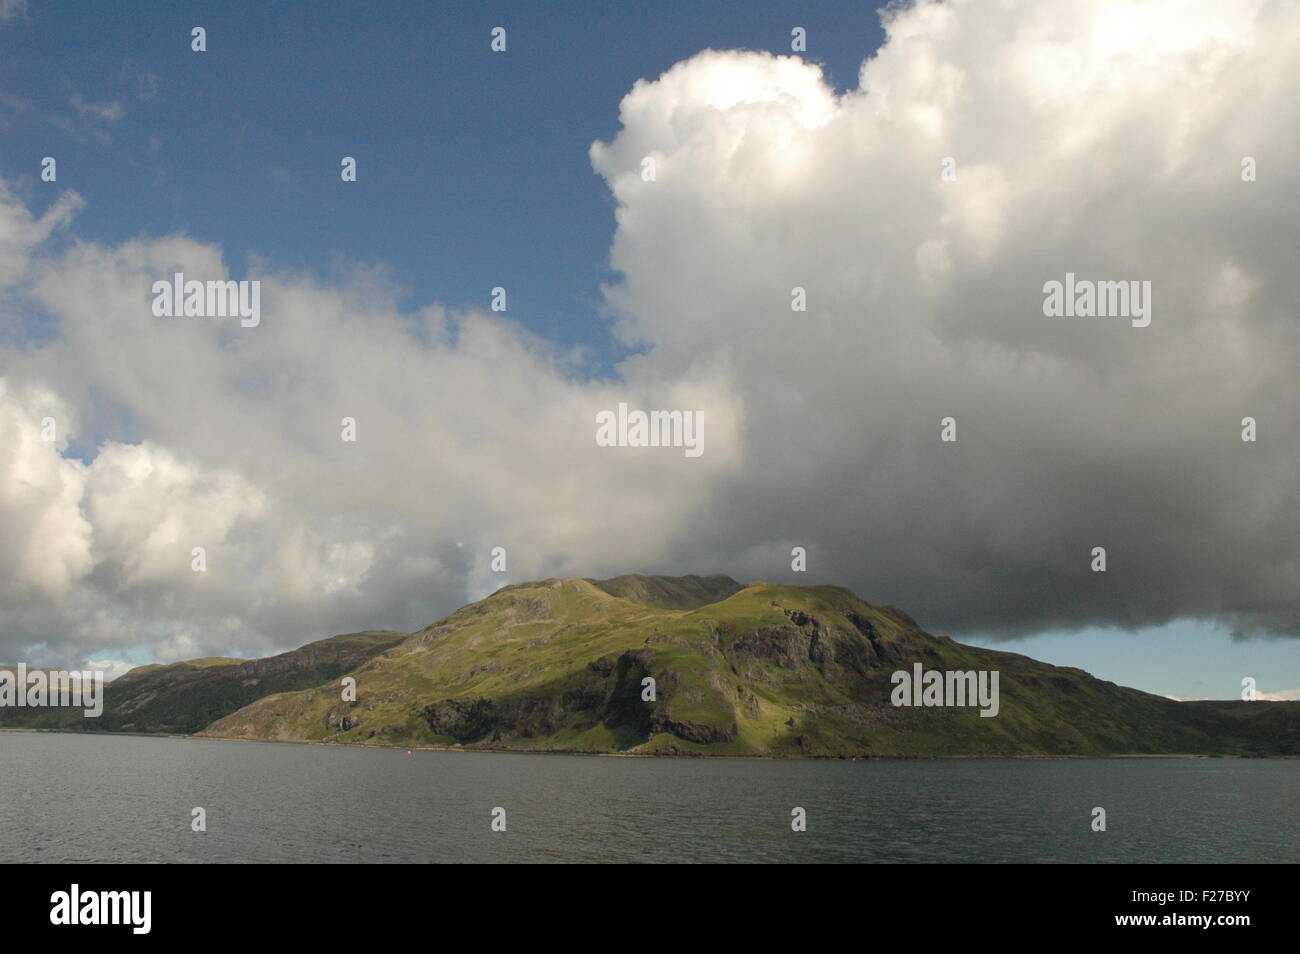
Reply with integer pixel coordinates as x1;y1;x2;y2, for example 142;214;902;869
1;0;1297;670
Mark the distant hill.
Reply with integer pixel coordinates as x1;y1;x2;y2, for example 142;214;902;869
5;577;1296;756
197;576;1297;756
0;631;404;734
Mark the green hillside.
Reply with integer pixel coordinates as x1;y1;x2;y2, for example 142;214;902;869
0;631;404;735
192;577;1299;757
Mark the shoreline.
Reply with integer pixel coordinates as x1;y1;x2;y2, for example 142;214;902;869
2;726;1292;760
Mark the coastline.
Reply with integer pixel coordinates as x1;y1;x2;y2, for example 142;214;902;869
2;726;1289;760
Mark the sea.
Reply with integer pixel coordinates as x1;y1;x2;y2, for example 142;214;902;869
2;732;1295;863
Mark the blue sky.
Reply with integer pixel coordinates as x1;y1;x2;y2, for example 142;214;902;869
1;1;885;368
1;2;1296;700
964;623;1296;702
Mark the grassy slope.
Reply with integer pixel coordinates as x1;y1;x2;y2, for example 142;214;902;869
0;632;404;734
199;578;1300;756
585;573;744;609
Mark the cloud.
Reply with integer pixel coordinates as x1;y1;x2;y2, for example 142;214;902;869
1;0;1297;669
1170;688;1300;701
1256;688;1300;702
0;0;27;24
119;59;159;101
590;0;1300;639
85;658;136;682
48;95;125;143
0;180;83;288
84;440;270;591
0;190;742;664
0;379;93;602
69;96;124;124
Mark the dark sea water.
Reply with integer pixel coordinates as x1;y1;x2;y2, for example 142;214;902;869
1;732;1295;863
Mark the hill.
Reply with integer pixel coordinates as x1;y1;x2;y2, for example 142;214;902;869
193;577;1299;756
0;631;404;735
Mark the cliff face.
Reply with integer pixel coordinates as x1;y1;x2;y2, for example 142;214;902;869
194;577;1299;757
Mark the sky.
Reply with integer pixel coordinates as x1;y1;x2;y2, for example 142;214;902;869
0;0;1296;700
